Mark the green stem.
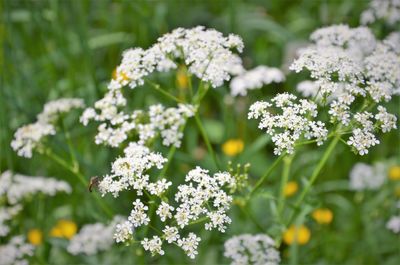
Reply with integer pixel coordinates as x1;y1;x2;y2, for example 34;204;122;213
277;155;294;216
286;134;340;226
194;113;220;170
247;154;285;199
146;79;184;103
43;149;113;217
238;204;265;232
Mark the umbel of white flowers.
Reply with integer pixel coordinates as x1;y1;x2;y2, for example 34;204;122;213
0;236;34;265
224;234;281;265
0;171;71;237
251;25;398;156
97;143;236;259
11;98;84;158
81;26;246;148
67;216;125;256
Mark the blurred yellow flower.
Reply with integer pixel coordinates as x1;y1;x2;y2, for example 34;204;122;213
312;208;333;224
388;166;400;180
50;220;77;239
27;229;43;246
176;67;189;89
283;225;311;245
112;68;129;82
395;187;400;197
222;139;244;156
284;181;298;197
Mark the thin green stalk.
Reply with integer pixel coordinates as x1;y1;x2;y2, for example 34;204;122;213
194;113;220;169
277;155;294;216
238;204;265;232
286;135;340;226
43;149;113;217
146;79;184;103
61;118;79;172
247;154;285;199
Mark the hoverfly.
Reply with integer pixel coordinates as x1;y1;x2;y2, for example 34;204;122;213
88;176;100;192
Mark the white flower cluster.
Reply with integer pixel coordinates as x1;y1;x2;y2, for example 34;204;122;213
98;143;168;197
290;25;398;155
0;236;34;265
0;171;71;205
248;93;328;155
361;0;400;25
0;205;22;237
224;234;280;265
349;162;386;191
110;26;244;90
81;99;195;148
0;171;71;237
11;98;84;158
67;216;124;255
386;215;400;234
229;66;285;96
105;156;235;259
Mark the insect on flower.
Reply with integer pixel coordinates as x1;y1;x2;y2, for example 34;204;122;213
88;176;100;192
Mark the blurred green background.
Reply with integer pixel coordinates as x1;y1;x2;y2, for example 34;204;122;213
2;0;400;264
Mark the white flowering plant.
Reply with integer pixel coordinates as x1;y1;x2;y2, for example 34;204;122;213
3;0;400;264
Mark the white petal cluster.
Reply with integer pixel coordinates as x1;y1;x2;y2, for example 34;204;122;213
175;167;234;232
114;221;134;243
11;123;55;158
11;98;84;158
0;236;34;265
0;171;71;205
386;215;400;234
224;234;280;265
290;25;399;155
98;143;168;197
67;216;124;255
107;163;234;259
361;0;400;25
248;93;328;155
0;205;22;237
81;99;195;148
349;162;386;191
177;233;201;259
111;26;243;90
229;66;285;96
37;98;85;123
141;236;164;256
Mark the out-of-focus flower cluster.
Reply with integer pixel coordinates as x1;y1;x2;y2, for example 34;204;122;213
249;93;328;155
67;216;124;255
0;236;34;265
361;0;400;25
349;162;387;190
224;234;280;265
98;143;235;259
289;25;398;155
0;171;71;237
11;98;84;158
230;66;285;96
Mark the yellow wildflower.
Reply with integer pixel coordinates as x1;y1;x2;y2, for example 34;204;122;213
284;181;298;197
49;226;63;238
27;229;43;246
389;166;400;180
50;220;77;239
222;139;244;156
312;208;333;224
283;225;311;245
176;67;189;89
